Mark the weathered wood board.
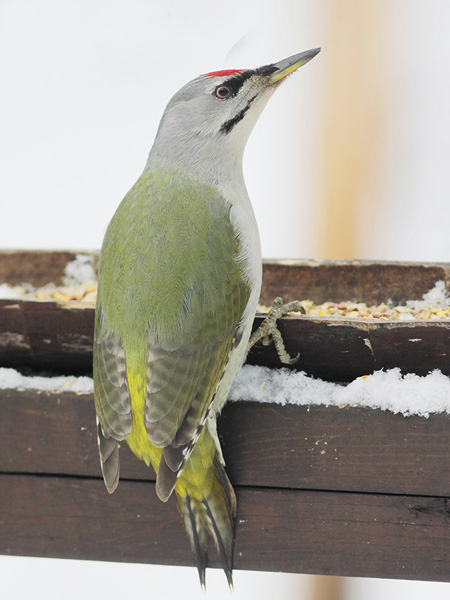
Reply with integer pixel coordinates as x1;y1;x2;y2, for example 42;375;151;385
1;251;450;380
2;474;450;582
1;389;450;581
1;389;449;499
1;251;450;581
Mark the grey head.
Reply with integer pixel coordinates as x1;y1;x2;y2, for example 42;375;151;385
147;48;320;180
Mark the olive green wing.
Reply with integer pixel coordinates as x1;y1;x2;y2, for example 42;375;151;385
145;275;249;501
144;276;249;447
93;310;133;493
94;169;252;498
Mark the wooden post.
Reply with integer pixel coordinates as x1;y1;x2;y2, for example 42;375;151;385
310;575;344;600
316;0;389;258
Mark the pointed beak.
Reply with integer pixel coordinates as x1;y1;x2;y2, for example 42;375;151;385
262;48;321;85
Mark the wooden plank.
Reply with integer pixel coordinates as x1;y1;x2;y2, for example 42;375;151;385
2;301;450;380
2;255;450;379
220;401;450;498
1;251;449;304
1;389;449;498
260;260;450;306
0;250;97;287
248;315;450;380
1;252;449;582
0;300;94;373
1;473;450;582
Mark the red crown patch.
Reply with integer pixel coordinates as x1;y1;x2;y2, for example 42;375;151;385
204;69;244;79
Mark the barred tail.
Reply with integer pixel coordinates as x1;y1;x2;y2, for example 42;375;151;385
176;454;236;588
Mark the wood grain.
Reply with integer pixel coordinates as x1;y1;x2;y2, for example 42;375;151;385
2;303;450;380
2;254;450;379
0;250;98;287
0;300;94;373
2;474;450;581
1;389;449;498
248;315;450;380
260;260;450;306
1;252;450;581
2;251;448;304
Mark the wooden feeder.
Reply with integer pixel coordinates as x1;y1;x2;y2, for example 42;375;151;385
1;251;449;582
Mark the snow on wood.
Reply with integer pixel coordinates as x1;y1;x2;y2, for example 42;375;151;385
0;367;93;393
2;364;450;418
230;365;450;417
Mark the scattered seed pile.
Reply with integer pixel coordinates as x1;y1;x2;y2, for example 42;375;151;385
1;254;449;321
0;281;97;303
258;280;450;321
279;298;450;321
0;253;97;303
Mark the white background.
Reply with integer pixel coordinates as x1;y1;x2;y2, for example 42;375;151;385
0;0;321;258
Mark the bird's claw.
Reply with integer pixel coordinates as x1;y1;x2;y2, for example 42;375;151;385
248;296;304;365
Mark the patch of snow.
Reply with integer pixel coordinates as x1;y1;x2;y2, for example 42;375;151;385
2;364;450;418
63;254;97;286
398;312;415;321
0;367;94;393
230;365;450;418
407;280;449;309
0;283;22;299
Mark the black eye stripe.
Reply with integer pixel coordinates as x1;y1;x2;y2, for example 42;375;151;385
224;70;254;93
213;70;254;98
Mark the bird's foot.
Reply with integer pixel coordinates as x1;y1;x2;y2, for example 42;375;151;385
247;297;305;365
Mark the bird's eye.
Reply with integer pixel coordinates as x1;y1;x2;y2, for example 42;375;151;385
215;86;231;99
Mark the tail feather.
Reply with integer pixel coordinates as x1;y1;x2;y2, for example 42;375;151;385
96;419;120;494
203;498;233;587
176;455;236;587
185;495;207;587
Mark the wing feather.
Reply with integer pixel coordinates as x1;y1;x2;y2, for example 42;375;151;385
94;328;132;439
150;277;248;501
93;169;254;500
96;420;120;494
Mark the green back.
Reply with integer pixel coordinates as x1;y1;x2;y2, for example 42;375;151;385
94;168;251;453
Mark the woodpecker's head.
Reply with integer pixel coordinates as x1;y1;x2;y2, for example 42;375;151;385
148;48;320;176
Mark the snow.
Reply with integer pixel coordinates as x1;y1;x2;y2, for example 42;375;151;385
1;364;450;418
407;279;449;309
229;366;450;418
0;253;98;300
0;283;23;299
0;367;94;393
63;253;97;286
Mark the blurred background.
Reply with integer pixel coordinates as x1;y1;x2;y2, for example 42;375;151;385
1;0;450;598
